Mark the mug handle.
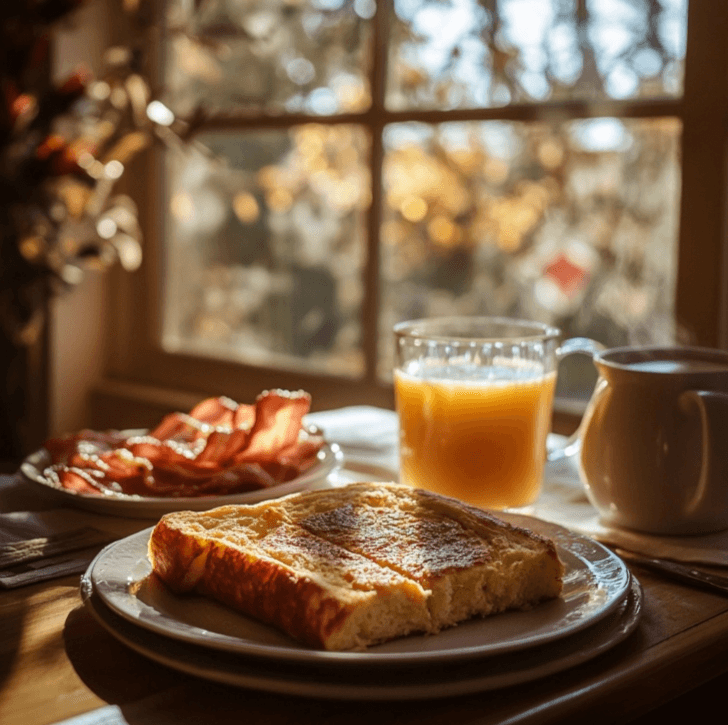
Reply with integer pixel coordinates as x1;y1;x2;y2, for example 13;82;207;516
678;389;728;514
547;337;606;462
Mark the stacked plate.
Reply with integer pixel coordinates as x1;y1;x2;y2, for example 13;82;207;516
80;513;641;701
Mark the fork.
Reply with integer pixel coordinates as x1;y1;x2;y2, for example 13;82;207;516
0;527;112;589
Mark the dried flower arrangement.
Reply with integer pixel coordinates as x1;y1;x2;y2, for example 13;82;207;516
0;0;199;346
0;0;201;462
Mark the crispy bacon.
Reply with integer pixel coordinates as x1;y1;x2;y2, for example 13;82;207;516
43;390;325;498
43;429;129;463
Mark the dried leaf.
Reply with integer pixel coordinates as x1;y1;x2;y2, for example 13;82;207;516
102;131;151;165
113;233;143;271
125;74;151;127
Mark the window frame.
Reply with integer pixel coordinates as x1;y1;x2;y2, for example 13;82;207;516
92;1;728;429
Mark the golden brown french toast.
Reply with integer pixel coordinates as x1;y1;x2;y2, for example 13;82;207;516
148;482;564;650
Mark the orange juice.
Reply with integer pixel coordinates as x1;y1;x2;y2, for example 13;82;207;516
394;366;556;509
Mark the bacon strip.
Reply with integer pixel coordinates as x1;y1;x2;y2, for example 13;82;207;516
43;391;325;498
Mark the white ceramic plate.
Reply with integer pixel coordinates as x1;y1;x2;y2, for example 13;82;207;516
86;513;631;665
20;433;343;519
80;573;641;701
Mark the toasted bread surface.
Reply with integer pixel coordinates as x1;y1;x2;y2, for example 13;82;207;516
148;482;564;650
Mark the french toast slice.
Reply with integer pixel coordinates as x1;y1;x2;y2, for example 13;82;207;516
148;498;431;650
280;483;564;629
148;482;564;650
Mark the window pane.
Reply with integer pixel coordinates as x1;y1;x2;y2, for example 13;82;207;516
387;0;687;110
163;0;374;116
378;117;681;398
162;126;369;376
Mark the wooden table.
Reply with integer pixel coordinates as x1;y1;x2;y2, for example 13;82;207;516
3;489;728;724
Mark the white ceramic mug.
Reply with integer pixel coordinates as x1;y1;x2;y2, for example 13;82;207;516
578;346;728;535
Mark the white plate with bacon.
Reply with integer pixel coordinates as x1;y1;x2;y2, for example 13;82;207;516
20;390;343;519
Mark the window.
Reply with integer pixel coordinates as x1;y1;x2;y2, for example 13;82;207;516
98;0;728;423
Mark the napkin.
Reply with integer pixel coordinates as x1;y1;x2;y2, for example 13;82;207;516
50;705;128;725
306;406;400;476
0;506;142;544
530;455;728;567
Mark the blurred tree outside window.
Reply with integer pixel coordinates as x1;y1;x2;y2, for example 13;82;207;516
150;0;697;407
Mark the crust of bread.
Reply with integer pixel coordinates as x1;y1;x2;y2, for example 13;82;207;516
148;482;564;650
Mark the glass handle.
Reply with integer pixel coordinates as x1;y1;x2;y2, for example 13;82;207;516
547;337;605;462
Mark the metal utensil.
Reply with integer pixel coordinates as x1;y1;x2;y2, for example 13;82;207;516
0;527;112;589
615;549;728;596
0;527;110;568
